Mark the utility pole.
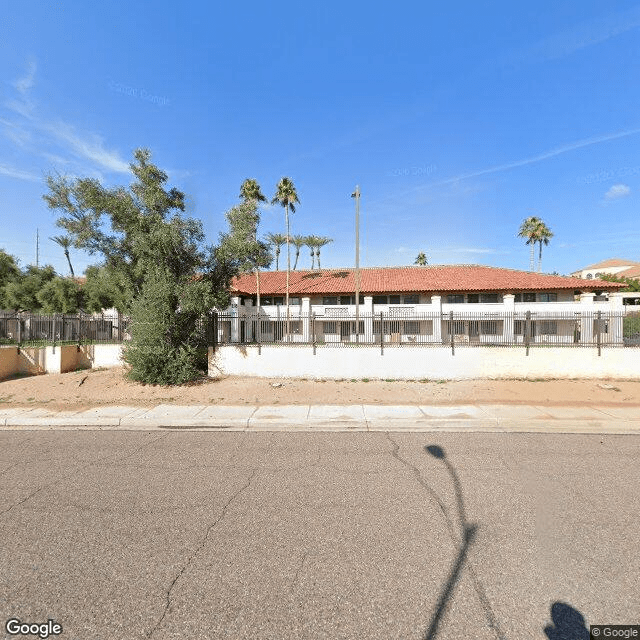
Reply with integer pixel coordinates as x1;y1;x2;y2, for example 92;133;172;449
35;228;39;267
351;186;361;343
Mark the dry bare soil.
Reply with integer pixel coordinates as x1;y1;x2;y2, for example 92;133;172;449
1;367;639;410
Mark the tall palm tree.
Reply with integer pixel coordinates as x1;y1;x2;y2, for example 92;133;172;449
239;179;268;310
414;252;428;266
292;235;308;270
50;235;74;277
266;232;286;270
535;221;553;273
314;237;333;270
271;178;300;316
517;216;543;272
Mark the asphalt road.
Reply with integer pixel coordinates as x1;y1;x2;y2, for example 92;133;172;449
1;430;639;639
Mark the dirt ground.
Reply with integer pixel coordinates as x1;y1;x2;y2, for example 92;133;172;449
1;366;640;410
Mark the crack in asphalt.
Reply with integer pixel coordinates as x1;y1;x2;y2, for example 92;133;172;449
290;551;309;594
0;433;168;518
146;466;259;639
384;433;507;640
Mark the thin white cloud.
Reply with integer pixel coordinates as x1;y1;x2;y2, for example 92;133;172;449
15;58;37;94
2;58;130;178
375;127;640;209
531;7;640;60
45;121;129;173
604;183;631;200
0;162;40;181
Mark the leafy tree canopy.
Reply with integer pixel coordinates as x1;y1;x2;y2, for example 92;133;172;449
3;265;57;312
600;273;640;292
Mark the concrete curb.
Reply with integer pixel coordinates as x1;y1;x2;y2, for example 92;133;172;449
1;404;640;433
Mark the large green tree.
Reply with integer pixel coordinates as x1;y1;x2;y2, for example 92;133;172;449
0;250;21;308
3;265;57;311
43;148;246;383
36;277;83;313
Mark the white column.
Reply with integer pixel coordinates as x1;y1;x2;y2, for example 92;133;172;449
301;297;311;341
608;292;624;344
502;294;515;342
431;295;442;342
230;296;240;342
580;292;595;344
363;296;373;342
244;298;254;341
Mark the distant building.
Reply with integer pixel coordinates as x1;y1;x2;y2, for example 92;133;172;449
570;258;640;281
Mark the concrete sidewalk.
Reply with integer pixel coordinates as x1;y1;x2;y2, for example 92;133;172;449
1;403;640;432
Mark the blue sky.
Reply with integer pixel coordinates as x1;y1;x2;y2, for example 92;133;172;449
1;1;639;277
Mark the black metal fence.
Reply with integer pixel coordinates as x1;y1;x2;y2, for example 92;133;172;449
212;311;640;352
0;311;131;346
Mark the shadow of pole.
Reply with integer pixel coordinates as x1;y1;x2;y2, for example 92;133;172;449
424;523;478;640
423;444;479;640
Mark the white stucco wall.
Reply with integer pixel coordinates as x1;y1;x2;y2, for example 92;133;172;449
209;345;640;380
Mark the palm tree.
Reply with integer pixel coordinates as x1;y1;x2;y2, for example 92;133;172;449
414;252;428;266
292;235;307;270
271;178;300;315
517;216;543;272
239;179;268;310
50;235;74;277
306;235;319;269
314;237;333;270
535;221;553;273
266;232;286;270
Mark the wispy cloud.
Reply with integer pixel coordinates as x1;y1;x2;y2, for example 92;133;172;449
513;7;640;64
0;162;40;181
604;183;631;200
45;121;129;173
1;58;130;179
15;57;37;94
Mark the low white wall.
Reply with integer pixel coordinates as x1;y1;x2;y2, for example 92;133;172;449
0;344;124;380
209;345;640;380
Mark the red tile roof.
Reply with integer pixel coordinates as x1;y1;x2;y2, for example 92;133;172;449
231;265;624;295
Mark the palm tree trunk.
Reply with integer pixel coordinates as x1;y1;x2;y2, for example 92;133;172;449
285;204;291;341
65;250;75;278
316;249;321;270
293;248;299;270
537;241;542;273
275;249;279;271
310;248;315;270
529;243;535;272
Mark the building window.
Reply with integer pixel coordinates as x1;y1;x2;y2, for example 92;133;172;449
539;320;557;335
262;297;272;305
339;295;364;304
324;322;338;334
480;320;499;335
289;297;301;305
480;293;499;303
404;321;421;334
467;294;479;303
538;293;557;302
373;295;388;304
446;294;464;304
323;296;338;305
586;273;593;279
389;295;401;304
521;292;536;302
403;294;419;304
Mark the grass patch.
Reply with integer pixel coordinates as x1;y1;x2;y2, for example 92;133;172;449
361;378;370;383
0;395;14;403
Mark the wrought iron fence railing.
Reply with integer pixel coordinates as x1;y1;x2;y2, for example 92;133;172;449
0;311;131;346
211;310;640;351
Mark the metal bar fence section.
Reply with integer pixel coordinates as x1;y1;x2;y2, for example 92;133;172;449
0;311;132;346
212;311;640;349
